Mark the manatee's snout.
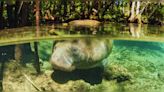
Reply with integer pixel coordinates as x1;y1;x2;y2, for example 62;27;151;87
50;45;75;71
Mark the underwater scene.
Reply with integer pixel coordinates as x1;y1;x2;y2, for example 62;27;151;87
0;0;164;91
0;38;164;92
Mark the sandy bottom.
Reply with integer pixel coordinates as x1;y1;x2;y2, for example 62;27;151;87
2;60;131;92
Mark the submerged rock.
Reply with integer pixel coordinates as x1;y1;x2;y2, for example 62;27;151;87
50;39;113;72
104;64;132;82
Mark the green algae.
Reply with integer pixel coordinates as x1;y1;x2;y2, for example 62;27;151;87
106;40;164;92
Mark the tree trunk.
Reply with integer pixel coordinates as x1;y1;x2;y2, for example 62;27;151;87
129;1;142;24
35;0;40;27
86;0;92;19
129;1;136;22
34;42;41;74
14;44;34;64
129;23;142;38
70;1;75;14
63;0;67;17
136;1;142;24
0;58;4;91
136;1;140;15
0;2;4;29
14;1;20;26
6;0;20;28
93;0;99;14
81;0;85;19
19;2;30;26
35;0;41;74
7;4;15;28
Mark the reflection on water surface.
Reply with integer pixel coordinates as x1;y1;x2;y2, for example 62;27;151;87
0;23;164;92
0;23;164;46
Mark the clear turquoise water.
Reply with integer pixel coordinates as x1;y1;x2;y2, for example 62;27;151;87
0;39;164;92
107;40;164;92
37;39;164;92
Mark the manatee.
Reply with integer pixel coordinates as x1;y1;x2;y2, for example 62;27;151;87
68;19;101;28
50;39;113;72
68;20;101;34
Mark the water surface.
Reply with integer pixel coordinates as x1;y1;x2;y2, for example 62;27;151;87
0;23;164;92
0;23;164;46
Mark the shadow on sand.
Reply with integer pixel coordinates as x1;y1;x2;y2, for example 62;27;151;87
51;67;104;85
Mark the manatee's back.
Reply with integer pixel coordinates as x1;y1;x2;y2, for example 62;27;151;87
73;39;113;69
69;19;101;28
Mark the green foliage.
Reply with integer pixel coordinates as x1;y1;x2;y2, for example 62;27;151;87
147;3;164;24
1;0;164;27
